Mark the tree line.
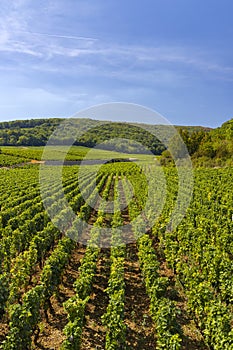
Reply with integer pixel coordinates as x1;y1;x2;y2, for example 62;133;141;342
0;117;232;164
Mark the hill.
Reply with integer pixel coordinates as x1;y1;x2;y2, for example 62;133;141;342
0;117;211;155
0;117;232;165
177;118;233;166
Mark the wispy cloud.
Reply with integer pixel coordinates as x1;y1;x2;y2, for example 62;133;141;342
0;0;232;84
16;30;98;42
0;0;232;126
1;27;232;81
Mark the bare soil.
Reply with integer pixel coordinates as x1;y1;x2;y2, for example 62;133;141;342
0;175;209;350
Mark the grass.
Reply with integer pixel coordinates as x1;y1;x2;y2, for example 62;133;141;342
0;146;155;164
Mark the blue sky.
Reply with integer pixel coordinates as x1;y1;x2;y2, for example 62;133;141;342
0;0;233;127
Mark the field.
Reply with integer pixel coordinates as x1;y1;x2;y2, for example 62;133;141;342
0;155;232;350
0;146;154;165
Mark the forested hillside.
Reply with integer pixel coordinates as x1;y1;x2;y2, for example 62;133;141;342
0;118;209;154
0;117;232;165
174;119;233;166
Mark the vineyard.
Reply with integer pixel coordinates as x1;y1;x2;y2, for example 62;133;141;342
0;162;232;350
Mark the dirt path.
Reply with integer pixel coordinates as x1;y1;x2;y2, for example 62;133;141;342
0;321;8;346
80;248;111;350
156;251;208;350
33;244;86;350
124;243;156;349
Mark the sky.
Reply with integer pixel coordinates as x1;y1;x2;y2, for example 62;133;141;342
0;0;233;127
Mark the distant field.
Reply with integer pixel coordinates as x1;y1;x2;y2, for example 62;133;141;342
0;146;154;167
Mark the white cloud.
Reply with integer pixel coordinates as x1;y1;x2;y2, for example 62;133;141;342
0;0;232;83
0;83;117;121
17;31;98;42
1;28;232;82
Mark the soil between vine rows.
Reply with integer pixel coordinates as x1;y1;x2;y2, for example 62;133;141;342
0;239;208;349
0;184;208;350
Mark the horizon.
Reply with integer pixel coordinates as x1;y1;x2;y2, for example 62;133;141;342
0;114;226;129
